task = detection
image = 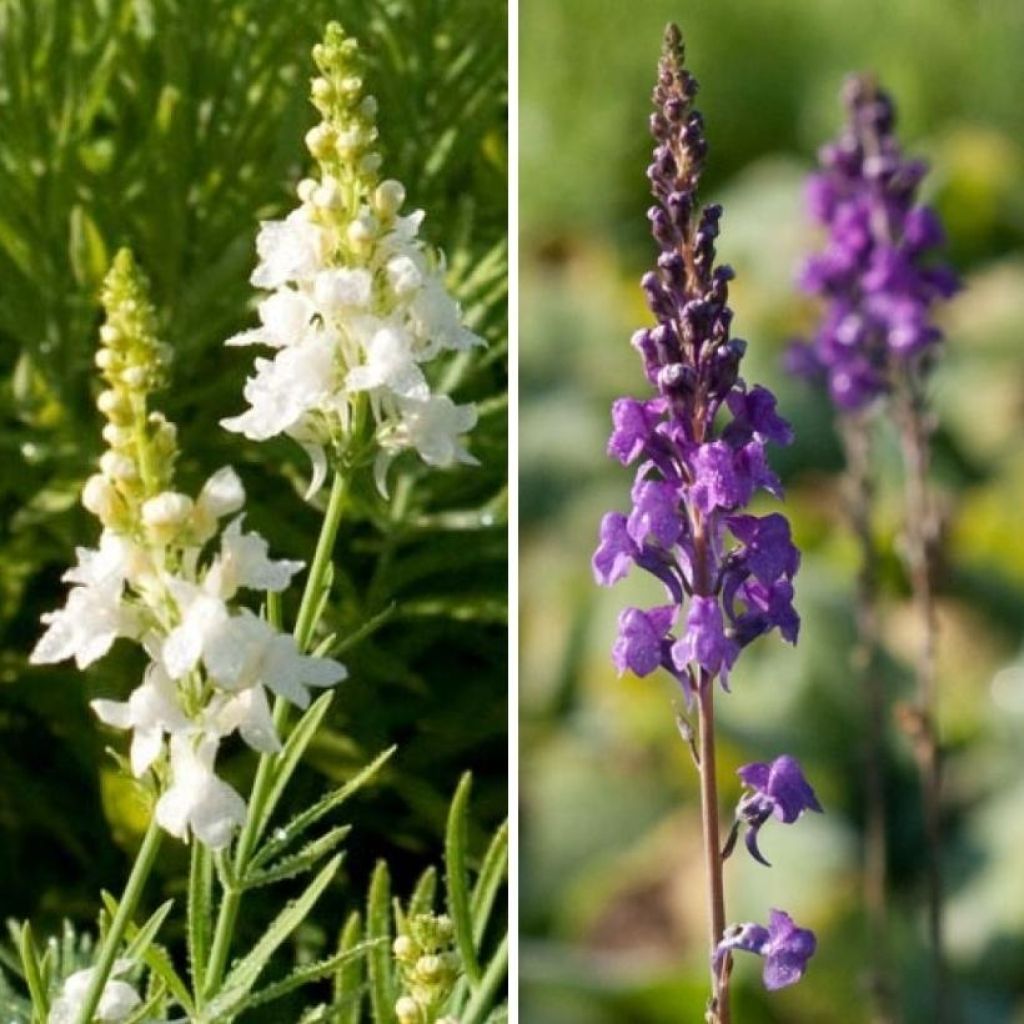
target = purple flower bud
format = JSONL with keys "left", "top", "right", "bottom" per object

{"left": 715, "top": 910, "right": 816, "bottom": 991}
{"left": 735, "top": 755, "right": 822, "bottom": 865}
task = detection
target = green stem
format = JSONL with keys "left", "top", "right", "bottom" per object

{"left": 75, "top": 817, "right": 163, "bottom": 1024}
{"left": 202, "top": 468, "right": 347, "bottom": 998}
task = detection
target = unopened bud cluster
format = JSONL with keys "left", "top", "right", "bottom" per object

{"left": 32, "top": 252, "right": 346, "bottom": 850}
{"left": 222, "top": 22, "right": 482, "bottom": 496}
{"left": 392, "top": 913, "right": 461, "bottom": 1024}
{"left": 84, "top": 250, "right": 177, "bottom": 531}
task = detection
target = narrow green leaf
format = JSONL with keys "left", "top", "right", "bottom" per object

{"left": 254, "top": 692, "right": 334, "bottom": 842}
{"left": 243, "top": 828, "right": 349, "bottom": 890}
{"left": 123, "top": 898, "right": 173, "bottom": 963}
{"left": 68, "top": 204, "right": 108, "bottom": 289}
{"left": 366, "top": 861, "right": 395, "bottom": 1024}
{"left": 445, "top": 773, "right": 480, "bottom": 984}
{"left": 187, "top": 843, "right": 213, "bottom": 992}
{"left": 121, "top": 979, "right": 166, "bottom": 1024}
{"left": 407, "top": 866, "right": 438, "bottom": 919}
{"left": 139, "top": 942, "right": 195, "bottom": 1018}
{"left": 334, "top": 912, "right": 364, "bottom": 1024}
{"left": 208, "top": 854, "right": 342, "bottom": 1017}
{"left": 330, "top": 601, "right": 397, "bottom": 657}
{"left": 17, "top": 923, "right": 48, "bottom": 1018}
{"left": 458, "top": 936, "right": 508, "bottom": 1024}
{"left": 470, "top": 821, "right": 508, "bottom": 946}
{"left": 233, "top": 940, "right": 382, "bottom": 1013}
{"left": 251, "top": 746, "right": 395, "bottom": 870}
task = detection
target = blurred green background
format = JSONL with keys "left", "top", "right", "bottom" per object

{"left": 520, "top": 0, "right": 1024, "bottom": 1021}
{"left": 0, "top": 0, "right": 506, "bottom": 1011}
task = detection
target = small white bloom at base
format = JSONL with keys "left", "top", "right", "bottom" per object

{"left": 48, "top": 961, "right": 141, "bottom": 1024}
{"left": 155, "top": 734, "right": 246, "bottom": 849}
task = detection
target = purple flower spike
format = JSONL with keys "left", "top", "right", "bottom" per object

{"left": 788, "top": 74, "right": 959, "bottom": 408}
{"left": 736, "top": 755, "right": 822, "bottom": 866}
{"left": 715, "top": 910, "right": 816, "bottom": 991}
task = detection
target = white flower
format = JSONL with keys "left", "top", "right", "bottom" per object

{"left": 161, "top": 586, "right": 229, "bottom": 680}
{"left": 204, "top": 516, "right": 304, "bottom": 599}
{"left": 48, "top": 960, "right": 141, "bottom": 1023}
{"left": 313, "top": 268, "right": 373, "bottom": 314}
{"left": 91, "top": 663, "right": 190, "bottom": 776}
{"left": 409, "top": 277, "right": 482, "bottom": 354}
{"left": 251, "top": 210, "right": 325, "bottom": 289}
{"left": 385, "top": 254, "right": 423, "bottom": 298}
{"left": 220, "top": 338, "right": 337, "bottom": 441}
{"left": 206, "top": 686, "right": 281, "bottom": 754}
{"left": 197, "top": 466, "right": 246, "bottom": 519}
{"left": 202, "top": 611, "right": 347, "bottom": 708}
{"left": 62, "top": 532, "right": 133, "bottom": 589}
{"left": 226, "top": 288, "right": 315, "bottom": 349}
{"left": 31, "top": 580, "right": 136, "bottom": 669}
{"left": 392, "top": 395, "right": 479, "bottom": 467}
{"left": 155, "top": 734, "right": 246, "bottom": 848}
{"left": 346, "top": 325, "right": 427, "bottom": 399}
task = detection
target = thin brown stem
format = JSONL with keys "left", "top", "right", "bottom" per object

{"left": 697, "top": 672, "right": 730, "bottom": 1024}
{"left": 895, "top": 373, "right": 947, "bottom": 1023}
{"left": 840, "top": 416, "right": 895, "bottom": 1023}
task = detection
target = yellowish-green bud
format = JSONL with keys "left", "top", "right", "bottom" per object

{"left": 141, "top": 491, "right": 194, "bottom": 542}
{"left": 99, "top": 451, "right": 138, "bottom": 482}
{"left": 393, "top": 935, "right": 417, "bottom": 961}
{"left": 306, "top": 123, "right": 336, "bottom": 160}
{"left": 374, "top": 180, "right": 406, "bottom": 219}
{"left": 97, "top": 388, "right": 131, "bottom": 423}
{"left": 347, "top": 218, "right": 374, "bottom": 248}
{"left": 82, "top": 474, "right": 124, "bottom": 525}
{"left": 394, "top": 997, "right": 421, "bottom": 1024}
{"left": 311, "top": 76, "right": 333, "bottom": 103}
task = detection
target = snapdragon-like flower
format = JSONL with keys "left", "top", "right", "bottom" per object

{"left": 786, "top": 75, "right": 959, "bottom": 409}
{"left": 733, "top": 755, "right": 822, "bottom": 866}
{"left": 48, "top": 960, "right": 141, "bottom": 1023}
{"left": 222, "top": 22, "right": 482, "bottom": 493}
{"left": 714, "top": 910, "right": 816, "bottom": 992}
{"left": 594, "top": 26, "right": 818, "bottom": 1000}
{"left": 31, "top": 252, "right": 346, "bottom": 848}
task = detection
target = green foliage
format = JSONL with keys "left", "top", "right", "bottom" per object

{"left": 0, "top": 1, "right": 507, "bottom": 999}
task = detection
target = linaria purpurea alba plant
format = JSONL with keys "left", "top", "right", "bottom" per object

{"left": 6, "top": 21, "right": 507, "bottom": 1024}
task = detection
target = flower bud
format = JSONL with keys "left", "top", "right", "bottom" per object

{"left": 394, "top": 996, "right": 421, "bottom": 1024}
{"left": 415, "top": 954, "right": 443, "bottom": 981}
{"left": 82, "top": 474, "right": 123, "bottom": 524}
{"left": 102, "top": 423, "right": 131, "bottom": 447}
{"left": 311, "top": 76, "right": 333, "bottom": 103}
{"left": 99, "top": 323, "right": 122, "bottom": 347}
{"left": 100, "top": 451, "right": 138, "bottom": 482}
{"left": 346, "top": 218, "right": 374, "bottom": 248}
{"left": 141, "top": 492, "right": 194, "bottom": 539}
{"left": 392, "top": 935, "right": 417, "bottom": 960}
{"left": 97, "top": 388, "right": 131, "bottom": 423}
{"left": 374, "top": 180, "right": 406, "bottom": 219}
{"left": 297, "top": 178, "right": 318, "bottom": 203}
{"left": 95, "top": 349, "right": 116, "bottom": 370}
{"left": 305, "top": 124, "right": 336, "bottom": 160}
{"left": 360, "top": 95, "right": 378, "bottom": 119}
{"left": 121, "top": 365, "right": 149, "bottom": 390}
{"left": 197, "top": 466, "right": 245, "bottom": 519}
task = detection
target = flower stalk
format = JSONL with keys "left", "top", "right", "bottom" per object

{"left": 594, "top": 24, "right": 819, "bottom": 1016}
{"left": 73, "top": 816, "right": 163, "bottom": 1024}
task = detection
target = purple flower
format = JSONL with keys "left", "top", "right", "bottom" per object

{"left": 736, "top": 755, "right": 823, "bottom": 866}
{"left": 613, "top": 605, "right": 676, "bottom": 677}
{"left": 688, "top": 442, "right": 748, "bottom": 515}
{"left": 726, "top": 514, "right": 800, "bottom": 585}
{"left": 592, "top": 513, "right": 637, "bottom": 586}
{"left": 671, "top": 596, "right": 737, "bottom": 682}
{"left": 789, "top": 74, "right": 959, "bottom": 409}
{"left": 608, "top": 397, "right": 659, "bottom": 465}
{"left": 715, "top": 910, "right": 816, "bottom": 991}
{"left": 724, "top": 386, "right": 794, "bottom": 448}
{"left": 628, "top": 479, "right": 683, "bottom": 548}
